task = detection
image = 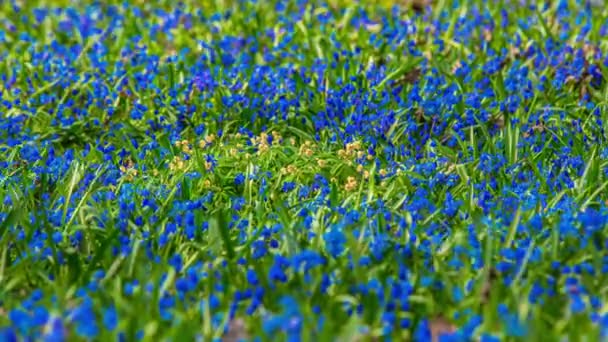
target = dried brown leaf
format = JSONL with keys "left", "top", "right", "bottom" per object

{"left": 523, "top": 123, "right": 546, "bottom": 138}
{"left": 415, "top": 108, "right": 426, "bottom": 123}
{"left": 490, "top": 113, "right": 505, "bottom": 129}
{"left": 565, "top": 75, "right": 578, "bottom": 85}
{"left": 579, "top": 81, "right": 589, "bottom": 101}
{"left": 409, "top": 0, "right": 432, "bottom": 13}
{"left": 483, "top": 28, "right": 493, "bottom": 42}
{"left": 393, "top": 68, "right": 422, "bottom": 88}
{"left": 223, "top": 318, "right": 248, "bottom": 342}
{"left": 430, "top": 316, "right": 456, "bottom": 342}
{"left": 480, "top": 267, "right": 498, "bottom": 305}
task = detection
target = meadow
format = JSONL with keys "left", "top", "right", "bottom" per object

{"left": 0, "top": 0, "right": 608, "bottom": 340}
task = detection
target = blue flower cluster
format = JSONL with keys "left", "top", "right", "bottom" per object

{"left": 0, "top": 0, "right": 607, "bottom": 340}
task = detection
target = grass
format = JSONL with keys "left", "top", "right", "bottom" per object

{"left": 0, "top": 0, "right": 608, "bottom": 341}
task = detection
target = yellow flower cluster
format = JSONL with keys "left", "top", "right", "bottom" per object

{"left": 280, "top": 164, "right": 298, "bottom": 175}
{"left": 119, "top": 159, "right": 138, "bottom": 181}
{"left": 169, "top": 156, "right": 186, "bottom": 171}
{"left": 337, "top": 141, "right": 362, "bottom": 159}
{"left": 344, "top": 176, "right": 358, "bottom": 191}
{"left": 204, "top": 160, "right": 214, "bottom": 171}
{"left": 249, "top": 131, "right": 283, "bottom": 155}
{"left": 356, "top": 164, "right": 370, "bottom": 180}
{"left": 199, "top": 134, "right": 216, "bottom": 149}
{"left": 297, "top": 140, "right": 315, "bottom": 158}
{"left": 337, "top": 141, "right": 374, "bottom": 167}
{"left": 175, "top": 140, "right": 192, "bottom": 154}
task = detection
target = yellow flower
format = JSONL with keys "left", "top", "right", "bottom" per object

{"left": 181, "top": 143, "right": 192, "bottom": 154}
{"left": 258, "top": 143, "right": 270, "bottom": 154}
{"left": 483, "top": 28, "right": 493, "bottom": 42}
{"left": 302, "top": 148, "right": 314, "bottom": 157}
{"left": 258, "top": 132, "right": 268, "bottom": 145}
{"left": 120, "top": 158, "right": 139, "bottom": 181}
{"left": 346, "top": 141, "right": 360, "bottom": 152}
{"left": 205, "top": 134, "right": 216, "bottom": 144}
{"left": 286, "top": 164, "right": 298, "bottom": 174}
{"left": 120, "top": 167, "right": 138, "bottom": 181}
{"left": 272, "top": 131, "right": 282, "bottom": 145}
{"left": 128, "top": 169, "right": 138, "bottom": 180}
{"left": 169, "top": 156, "right": 185, "bottom": 171}
{"left": 452, "top": 60, "right": 462, "bottom": 73}
{"left": 344, "top": 176, "right": 358, "bottom": 191}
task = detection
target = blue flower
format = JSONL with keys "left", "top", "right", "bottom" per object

{"left": 0, "top": 328, "right": 18, "bottom": 342}
{"left": 324, "top": 229, "right": 346, "bottom": 258}
{"left": 103, "top": 306, "right": 118, "bottom": 331}
{"left": 246, "top": 269, "right": 259, "bottom": 286}
{"left": 169, "top": 254, "right": 183, "bottom": 272}
{"left": 32, "top": 306, "right": 49, "bottom": 326}
{"left": 252, "top": 240, "right": 267, "bottom": 259}
{"left": 570, "top": 294, "right": 586, "bottom": 314}
{"left": 414, "top": 319, "right": 431, "bottom": 341}
{"left": 9, "top": 309, "right": 30, "bottom": 334}
{"left": 71, "top": 299, "right": 99, "bottom": 339}
{"left": 480, "top": 334, "right": 501, "bottom": 342}
{"left": 234, "top": 173, "right": 245, "bottom": 186}
{"left": 282, "top": 181, "right": 296, "bottom": 193}
{"left": 269, "top": 265, "right": 288, "bottom": 284}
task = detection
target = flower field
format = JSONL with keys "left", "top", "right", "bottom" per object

{"left": 1, "top": 0, "right": 608, "bottom": 340}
